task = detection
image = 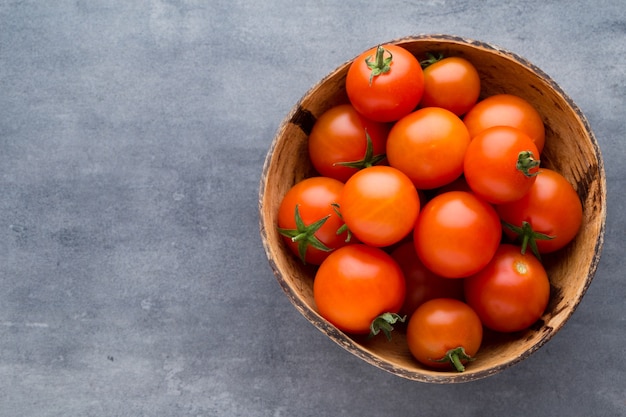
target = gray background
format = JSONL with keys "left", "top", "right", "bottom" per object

{"left": 1, "top": 1, "right": 624, "bottom": 416}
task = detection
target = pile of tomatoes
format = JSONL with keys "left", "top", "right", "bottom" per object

{"left": 276, "top": 44, "right": 583, "bottom": 372}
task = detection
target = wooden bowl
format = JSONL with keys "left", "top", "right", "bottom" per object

{"left": 258, "top": 34, "right": 606, "bottom": 383}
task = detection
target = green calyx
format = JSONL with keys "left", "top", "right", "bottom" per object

{"left": 419, "top": 52, "right": 444, "bottom": 69}
{"left": 277, "top": 204, "right": 332, "bottom": 264}
{"left": 431, "top": 346, "right": 475, "bottom": 372}
{"left": 516, "top": 150, "right": 540, "bottom": 177}
{"left": 503, "top": 220, "right": 555, "bottom": 261}
{"left": 334, "top": 129, "right": 386, "bottom": 171}
{"left": 365, "top": 45, "right": 393, "bottom": 86}
{"left": 331, "top": 203, "right": 353, "bottom": 243}
{"left": 369, "top": 312, "right": 407, "bottom": 341}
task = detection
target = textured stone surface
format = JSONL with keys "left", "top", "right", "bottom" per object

{"left": 0, "top": 1, "right": 624, "bottom": 416}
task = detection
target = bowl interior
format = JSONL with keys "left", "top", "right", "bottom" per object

{"left": 259, "top": 34, "right": 606, "bottom": 383}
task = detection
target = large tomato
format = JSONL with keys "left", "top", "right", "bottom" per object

{"left": 346, "top": 44, "right": 424, "bottom": 122}
{"left": 414, "top": 191, "right": 502, "bottom": 278}
{"left": 463, "top": 126, "right": 540, "bottom": 204}
{"left": 277, "top": 177, "right": 350, "bottom": 265}
{"left": 406, "top": 298, "right": 483, "bottom": 372}
{"left": 313, "top": 244, "right": 406, "bottom": 337}
{"left": 419, "top": 55, "right": 481, "bottom": 116}
{"left": 464, "top": 244, "right": 550, "bottom": 333}
{"left": 386, "top": 107, "right": 470, "bottom": 189}
{"left": 463, "top": 94, "right": 546, "bottom": 153}
{"left": 496, "top": 168, "right": 583, "bottom": 255}
{"left": 339, "top": 165, "right": 420, "bottom": 247}
{"left": 390, "top": 241, "right": 464, "bottom": 317}
{"left": 308, "top": 104, "right": 390, "bottom": 182}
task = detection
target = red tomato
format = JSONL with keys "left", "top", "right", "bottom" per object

{"left": 414, "top": 191, "right": 502, "bottom": 278}
{"left": 464, "top": 244, "right": 550, "bottom": 333}
{"left": 308, "top": 104, "right": 390, "bottom": 182}
{"left": 496, "top": 168, "right": 583, "bottom": 255}
{"left": 406, "top": 298, "right": 483, "bottom": 372}
{"left": 313, "top": 244, "right": 406, "bottom": 336}
{"left": 463, "top": 126, "right": 540, "bottom": 204}
{"left": 463, "top": 94, "right": 546, "bottom": 153}
{"left": 346, "top": 44, "right": 424, "bottom": 122}
{"left": 277, "top": 177, "right": 350, "bottom": 265}
{"left": 386, "top": 107, "right": 470, "bottom": 189}
{"left": 420, "top": 55, "right": 481, "bottom": 116}
{"left": 391, "top": 242, "right": 464, "bottom": 317}
{"left": 339, "top": 165, "right": 420, "bottom": 247}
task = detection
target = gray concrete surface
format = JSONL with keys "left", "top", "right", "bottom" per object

{"left": 0, "top": 1, "right": 624, "bottom": 416}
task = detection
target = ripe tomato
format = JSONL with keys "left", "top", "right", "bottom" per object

{"left": 339, "top": 165, "right": 420, "bottom": 247}
{"left": 313, "top": 244, "right": 406, "bottom": 336}
{"left": 406, "top": 298, "right": 483, "bottom": 372}
{"left": 277, "top": 177, "right": 350, "bottom": 265}
{"left": 391, "top": 242, "right": 464, "bottom": 317}
{"left": 414, "top": 191, "right": 502, "bottom": 278}
{"left": 386, "top": 107, "right": 470, "bottom": 189}
{"left": 464, "top": 244, "right": 550, "bottom": 333}
{"left": 346, "top": 44, "right": 424, "bottom": 122}
{"left": 463, "top": 126, "right": 540, "bottom": 204}
{"left": 463, "top": 94, "right": 546, "bottom": 153}
{"left": 308, "top": 104, "right": 390, "bottom": 182}
{"left": 420, "top": 55, "right": 481, "bottom": 116}
{"left": 496, "top": 168, "right": 583, "bottom": 255}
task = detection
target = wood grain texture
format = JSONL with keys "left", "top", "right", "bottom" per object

{"left": 258, "top": 35, "right": 606, "bottom": 383}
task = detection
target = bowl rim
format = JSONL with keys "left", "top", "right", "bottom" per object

{"left": 258, "top": 33, "right": 607, "bottom": 383}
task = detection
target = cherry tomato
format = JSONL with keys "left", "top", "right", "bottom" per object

{"left": 420, "top": 55, "right": 481, "bottom": 116}
{"left": 346, "top": 44, "right": 424, "bottom": 122}
{"left": 386, "top": 107, "right": 470, "bottom": 189}
{"left": 463, "top": 94, "right": 546, "bottom": 153}
{"left": 414, "top": 191, "right": 502, "bottom": 278}
{"left": 391, "top": 242, "right": 464, "bottom": 317}
{"left": 277, "top": 177, "right": 350, "bottom": 265}
{"left": 339, "top": 165, "right": 420, "bottom": 247}
{"left": 313, "top": 244, "right": 406, "bottom": 336}
{"left": 406, "top": 298, "right": 483, "bottom": 372}
{"left": 308, "top": 104, "right": 390, "bottom": 182}
{"left": 464, "top": 244, "right": 550, "bottom": 333}
{"left": 463, "top": 126, "right": 540, "bottom": 204}
{"left": 496, "top": 168, "right": 583, "bottom": 255}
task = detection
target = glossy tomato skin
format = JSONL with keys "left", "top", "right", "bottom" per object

{"left": 391, "top": 242, "right": 464, "bottom": 317}
{"left": 496, "top": 168, "right": 583, "bottom": 254}
{"left": 313, "top": 244, "right": 406, "bottom": 335}
{"left": 277, "top": 177, "right": 349, "bottom": 265}
{"left": 463, "top": 94, "right": 546, "bottom": 153}
{"left": 346, "top": 44, "right": 424, "bottom": 123}
{"left": 387, "top": 107, "right": 470, "bottom": 189}
{"left": 340, "top": 165, "right": 420, "bottom": 247}
{"left": 420, "top": 57, "right": 481, "bottom": 116}
{"left": 308, "top": 104, "right": 390, "bottom": 182}
{"left": 464, "top": 126, "right": 540, "bottom": 204}
{"left": 406, "top": 298, "right": 483, "bottom": 370}
{"left": 414, "top": 191, "right": 502, "bottom": 278}
{"left": 464, "top": 244, "right": 550, "bottom": 333}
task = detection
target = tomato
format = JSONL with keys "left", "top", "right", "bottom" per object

{"left": 346, "top": 44, "right": 424, "bottom": 122}
{"left": 339, "top": 165, "right": 420, "bottom": 247}
{"left": 386, "top": 107, "right": 470, "bottom": 189}
{"left": 406, "top": 298, "right": 483, "bottom": 372}
{"left": 308, "top": 104, "right": 390, "bottom": 182}
{"left": 313, "top": 244, "right": 406, "bottom": 336}
{"left": 277, "top": 177, "right": 350, "bottom": 265}
{"left": 414, "top": 191, "right": 502, "bottom": 278}
{"left": 419, "top": 55, "right": 481, "bottom": 116}
{"left": 464, "top": 244, "right": 550, "bottom": 333}
{"left": 391, "top": 242, "right": 464, "bottom": 317}
{"left": 496, "top": 168, "right": 583, "bottom": 255}
{"left": 463, "top": 94, "right": 546, "bottom": 153}
{"left": 463, "top": 126, "right": 540, "bottom": 204}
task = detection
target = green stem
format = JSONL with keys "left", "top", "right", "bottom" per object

{"left": 365, "top": 45, "right": 393, "bottom": 85}
{"left": 334, "top": 129, "right": 386, "bottom": 170}
{"left": 277, "top": 204, "right": 332, "bottom": 264}
{"left": 431, "top": 346, "right": 475, "bottom": 372}
{"left": 502, "top": 220, "right": 555, "bottom": 261}
{"left": 516, "top": 150, "right": 540, "bottom": 177}
{"left": 368, "top": 312, "right": 406, "bottom": 341}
